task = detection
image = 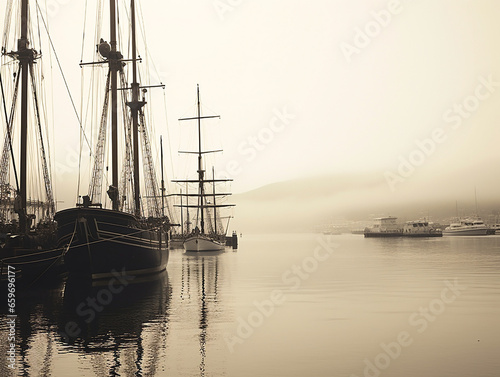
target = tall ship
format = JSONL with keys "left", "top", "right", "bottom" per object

{"left": 54, "top": 0, "right": 170, "bottom": 279}
{"left": 0, "top": 0, "right": 64, "bottom": 283}
{"left": 173, "top": 86, "right": 235, "bottom": 252}
{"left": 443, "top": 217, "right": 491, "bottom": 236}
{"left": 364, "top": 217, "right": 402, "bottom": 238}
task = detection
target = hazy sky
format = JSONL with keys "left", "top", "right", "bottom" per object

{"left": 2, "top": 0, "right": 500, "bottom": 210}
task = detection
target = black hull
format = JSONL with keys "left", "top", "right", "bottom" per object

{"left": 54, "top": 207, "right": 169, "bottom": 279}
{"left": 364, "top": 232, "right": 403, "bottom": 238}
{"left": 0, "top": 247, "right": 65, "bottom": 286}
{"left": 364, "top": 232, "right": 442, "bottom": 238}
{"left": 0, "top": 230, "right": 65, "bottom": 286}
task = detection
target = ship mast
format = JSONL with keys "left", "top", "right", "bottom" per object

{"left": 128, "top": 0, "right": 144, "bottom": 217}
{"left": 160, "top": 136, "right": 165, "bottom": 217}
{"left": 180, "top": 188, "right": 184, "bottom": 234}
{"left": 196, "top": 85, "right": 205, "bottom": 233}
{"left": 185, "top": 183, "right": 190, "bottom": 233}
{"left": 173, "top": 86, "right": 233, "bottom": 235}
{"left": 109, "top": 0, "right": 119, "bottom": 211}
{"left": 18, "top": 0, "right": 30, "bottom": 232}
{"left": 4, "top": 0, "right": 54, "bottom": 230}
{"left": 212, "top": 167, "right": 217, "bottom": 235}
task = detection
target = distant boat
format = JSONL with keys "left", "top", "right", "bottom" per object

{"left": 492, "top": 224, "right": 500, "bottom": 235}
{"left": 350, "top": 229, "right": 365, "bottom": 235}
{"left": 491, "top": 217, "right": 500, "bottom": 235}
{"left": 364, "top": 217, "right": 402, "bottom": 237}
{"left": 402, "top": 220, "right": 442, "bottom": 237}
{"left": 172, "top": 86, "right": 235, "bottom": 252}
{"left": 443, "top": 218, "right": 491, "bottom": 236}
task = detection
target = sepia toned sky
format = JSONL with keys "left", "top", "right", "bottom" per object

{"left": 2, "top": 0, "right": 500, "bottom": 211}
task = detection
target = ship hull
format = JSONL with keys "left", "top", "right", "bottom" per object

{"left": 54, "top": 208, "right": 168, "bottom": 279}
{"left": 184, "top": 234, "right": 225, "bottom": 252}
{"left": 402, "top": 232, "right": 442, "bottom": 238}
{"left": 0, "top": 228, "right": 66, "bottom": 285}
{"left": 0, "top": 246, "right": 65, "bottom": 285}
{"left": 443, "top": 228, "right": 490, "bottom": 236}
{"left": 364, "top": 232, "right": 402, "bottom": 238}
{"left": 364, "top": 231, "right": 443, "bottom": 238}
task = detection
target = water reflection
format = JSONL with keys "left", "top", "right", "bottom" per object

{"left": 1, "top": 248, "right": 234, "bottom": 376}
{"left": 181, "top": 251, "right": 224, "bottom": 377}
{"left": 4, "top": 235, "right": 500, "bottom": 376}
{"left": 59, "top": 272, "right": 171, "bottom": 376}
{"left": 0, "top": 280, "right": 64, "bottom": 377}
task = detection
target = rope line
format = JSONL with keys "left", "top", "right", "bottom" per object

{"left": 27, "top": 220, "right": 77, "bottom": 287}
{"left": 34, "top": 1, "right": 92, "bottom": 153}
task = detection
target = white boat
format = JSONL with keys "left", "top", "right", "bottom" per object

{"left": 184, "top": 233, "right": 225, "bottom": 252}
{"left": 172, "top": 86, "right": 235, "bottom": 252}
{"left": 491, "top": 217, "right": 500, "bottom": 234}
{"left": 403, "top": 220, "right": 442, "bottom": 237}
{"left": 443, "top": 218, "right": 491, "bottom": 236}
{"left": 364, "top": 217, "right": 403, "bottom": 237}
{"left": 493, "top": 224, "right": 500, "bottom": 235}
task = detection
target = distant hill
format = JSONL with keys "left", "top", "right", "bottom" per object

{"left": 231, "top": 167, "right": 500, "bottom": 233}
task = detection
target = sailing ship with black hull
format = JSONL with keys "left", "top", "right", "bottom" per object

{"left": 0, "top": 0, "right": 64, "bottom": 284}
{"left": 173, "top": 86, "right": 234, "bottom": 252}
{"left": 54, "top": 0, "right": 170, "bottom": 279}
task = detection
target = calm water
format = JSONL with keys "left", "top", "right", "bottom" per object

{"left": 1, "top": 233, "right": 500, "bottom": 376}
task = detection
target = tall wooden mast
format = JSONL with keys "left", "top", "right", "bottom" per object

{"left": 7, "top": 0, "right": 54, "bottom": 230}
{"left": 212, "top": 167, "right": 217, "bottom": 235}
{"left": 173, "top": 86, "right": 234, "bottom": 236}
{"left": 18, "top": 0, "right": 30, "bottom": 232}
{"left": 196, "top": 85, "right": 205, "bottom": 233}
{"left": 109, "top": 0, "right": 119, "bottom": 211}
{"left": 128, "top": 0, "right": 143, "bottom": 217}
{"left": 160, "top": 135, "right": 165, "bottom": 217}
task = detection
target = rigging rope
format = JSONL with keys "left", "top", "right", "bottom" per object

{"left": 81, "top": 0, "right": 88, "bottom": 62}
{"left": 37, "top": 1, "right": 58, "bottom": 214}
{"left": 34, "top": 1, "right": 92, "bottom": 153}
{"left": 29, "top": 63, "right": 55, "bottom": 215}
{"left": 35, "top": 0, "right": 42, "bottom": 55}
{"left": 2, "top": 0, "right": 14, "bottom": 51}
{"left": 0, "top": 69, "right": 19, "bottom": 192}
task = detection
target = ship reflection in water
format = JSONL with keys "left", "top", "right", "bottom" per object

{"left": 59, "top": 272, "right": 171, "bottom": 374}
{"left": 181, "top": 251, "right": 226, "bottom": 376}
{"left": 0, "top": 250, "right": 233, "bottom": 377}
{"left": 3, "top": 235, "right": 500, "bottom": 376}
